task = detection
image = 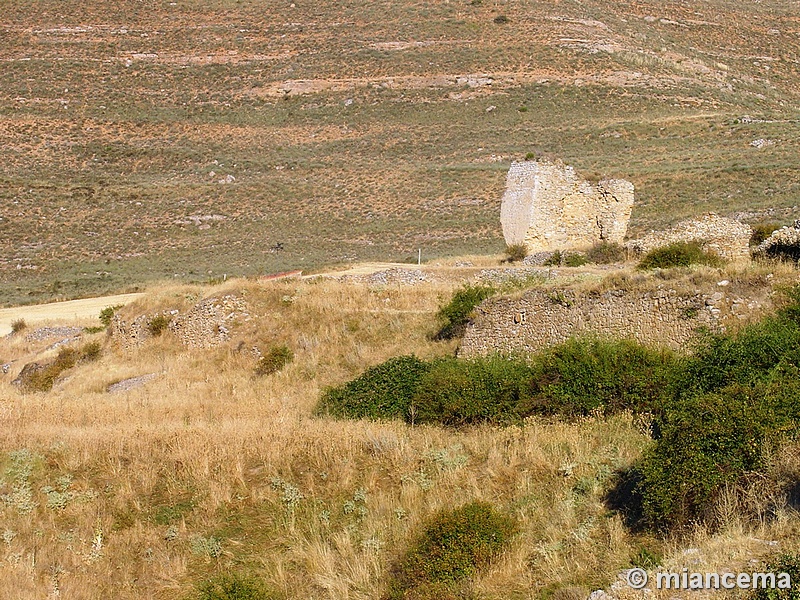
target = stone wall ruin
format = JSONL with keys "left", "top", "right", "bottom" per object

{"left": 626, "top": 213, "right": 751, "bottom": 260}
{"left": 500, "top": 160, "right": 635, "bottom": 253}
{"left": 111, "top": 294, "right": 249, "bottom": 350}
{"left": 459, "top": 286, "right": 765, "bottom": 357}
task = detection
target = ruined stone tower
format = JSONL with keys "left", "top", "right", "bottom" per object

{"left": 500, "top": 160, "right": 635, "bottom": 253}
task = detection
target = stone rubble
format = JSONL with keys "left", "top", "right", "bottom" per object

{"left": 752, "top": 219, "right": 800, "bottom": 261}
{"left": 626, "top": 213, "right": 751, "bottom": 260}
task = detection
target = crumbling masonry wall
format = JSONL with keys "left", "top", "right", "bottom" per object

{"left": 111, "top": 295, "right": 248, "bottom": 350}
{"left": 500, "top": 160, "right": 635, "bottom": 253}
{"left": 459, "top": 287, "right": 764, "bottom": 357}
{"left": 626, "top": 213, "right": 751, "bottom": 260}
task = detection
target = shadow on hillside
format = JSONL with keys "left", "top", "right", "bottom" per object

{"left": 604, "top": 466, "right": 646, "bottom": 532}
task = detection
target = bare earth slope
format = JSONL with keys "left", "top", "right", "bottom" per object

{"left": 2, "top": 0, "right": 800, "bottom": 304}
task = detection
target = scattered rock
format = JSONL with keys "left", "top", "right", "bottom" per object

{"left": 750, "top": 138, "right": 776, "bottom": 149}
{"left": 107, "top": 373, "right": 160, "bottom": 393}
{"left": 24, "top": 326, "right": 83, "bottom": 342}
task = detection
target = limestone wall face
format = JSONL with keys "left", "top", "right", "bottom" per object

{"left": 500, "top": 161, "right": 635, "bottom": 253}
{"left": 459, "top": 287, "right": 763, "bottom": 357}
{"left": 626, "top": 213, "right": 751, "bottom": 260}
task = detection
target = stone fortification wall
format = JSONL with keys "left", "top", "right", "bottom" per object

{"left": 111, "top": 295, "right": 248, "bottom": 350}
{"left": 626, "top": 213, "right": 751, "bottom": 260}
{"left": 459, "top": 286, "right": 763, "bottom": 357}
{"left": 753, "top": 220, "right": 800, "bottom": 261}
{"left": 500, "top": 160, "right": 634, "bottom": 253}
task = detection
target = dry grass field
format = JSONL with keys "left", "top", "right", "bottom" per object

{"left": 1, "top": 261, "right": 799, "bottom": 599}
{"left": 2, "top": 0, "right": 800, "bottom": 304}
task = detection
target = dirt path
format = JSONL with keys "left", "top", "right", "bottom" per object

{"left": 0, "top": 293, "right": 145, "bottom": 336}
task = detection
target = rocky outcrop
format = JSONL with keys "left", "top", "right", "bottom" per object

{"left": 459, "top": 286, "right": 764, "bottom": 357}
{"left": 500, "top": 160, "right": 634, "bottom": 253}
{"left": 626, "top": 213, "right": 751, "bottom": 260}
{"left": 753, "top": 220, "right": 800, "bottom": 262}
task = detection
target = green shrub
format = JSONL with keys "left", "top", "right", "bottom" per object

{"left": 638, "top": 377, "right": 800, "bottom": 532}
{"left": 387, "top": 501, "right": 516, "bottom": 599}
{"left": 750, "top": 554, "right": 800, "bottom": 600}
{"left": 147, "top": 314, "right": 172, "bottom": 337}
{"left": 194, "top": 573, "right": 278, "bottom": 600}
{"left": 633, "top": 289, "right": 800, "bottom": 531}
{"left": 637, "top": 241, "right": 723, "bottom": 270}
{"left": 411, "top": 356, "right": 533, "bottom": 426}
{"left": 493, "top": 15, "right": 509, "bottom": 24}
{"left": 10, "top": 319, "right": 26, "bottom": 334}
{"left": 434, "top": 284, "right": 495, "bottom": 340}
{"left": 316, "top": 355, "right": 432, "bottom": 421}
{"left": 522, "top": 338, "right": 676, "bottom": 418}
{"left": 750, "top": 222, "right": 782, "bottom": 247}
{"left": 543, "top": 250, "right": 562, "bottom": 266}
{"left": 564, "top": 253, "right": 588, "bottom": 267}
{"left": 99, "top": 304, "right": 123, "bottom": 327}
{"left": 80, "top": 341, "right": 102, "bottom": 362}
{"left": 254, "top": 345, "right": 293, "bottom": 376}
{"left": 586, "top": 241, "right": 625, "bottom": 264}
{"left": 503, "top": 243, "right": 528, "bottom": 263}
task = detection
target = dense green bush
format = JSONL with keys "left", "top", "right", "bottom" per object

{"left": 634, "top": 290, "right": 800, "bottom": 531}
{"left": 638, "top": 380, "right": 800, "bottom": 531}
{"left": 411, "top": 356, "right": 533, "bottom": 426}
{"left": 254, "top": 345, "right": 294, "bottom": 376}
{"left": 523, "top": 338, "right": 675, "bottom": 417}
{"left": 194, "top": 573, "right": 278, "bottom": 600}
{"left": 147, "top": 314, "right": 172, "bottom": 337}
{"left": 750, "top": 554, "right": 800, "bottom": 600}
{"left": 99, "top": 304, "right": 123, "bottom": 327}
{"left": 434, "top": 284, "right": 495, "bottom": 340}
{"left": 386, "top": 501, "right": 516, "bottom": 599}
{"left": 586, "top": 241, "right": 625, "bottom": 264}
{"left": 564, "top": 253, "right": 588, "bottom": 267}
{"left": 316, "top": 355, "right": 432, "bottom": 421}
{"left": 543, "top": 251, "right": 563, "bottom": 266}
{"left": 637, "top": 241, "right": 723, "bottom": 270}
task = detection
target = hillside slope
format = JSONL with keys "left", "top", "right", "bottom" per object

{"left": 2, "top": 0, "right": 800, "bottom": 303}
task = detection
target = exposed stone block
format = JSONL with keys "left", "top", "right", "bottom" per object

{"left": 500, "top": 160, "right": 634, "bottom": 253}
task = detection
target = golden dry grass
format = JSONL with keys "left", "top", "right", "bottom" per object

{"left": 1, "top": 269, "right": 799, "bottom": 599}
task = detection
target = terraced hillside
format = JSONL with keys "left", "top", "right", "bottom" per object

{"left": 2, "top": 0, "right": 800, "bottom": 304}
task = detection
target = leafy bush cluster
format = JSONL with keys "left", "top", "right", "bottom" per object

{"left": 637, "top": 241, "right": 723, "bottom": 270}
{"left": 632, "top": 298, "right": 800, "bottom": 531}
{"left": 192, "top": 573, "right": 279, "bottom": 600}
{"left": 750, "top": 222, "right": 782, "bottom": 247}
{"left": 586, "top": 241, "right": 626, "bottom": 264}
{"left": 750, "top": 554, "right": 800, "bottom": 600}
{"left": 386, "top": 501, "right": 516, "bottom": 599}
{"left": 317, "top": 339, "right": 675, "bottom": 426}
{"left": 434, "top": 284, "right": 496, "bottom": 340}
{"left": 503, "top": 243, "right": 528, "bottom": 263}
{"left": 147, "top": 314, "right": 172, "bottom": 337}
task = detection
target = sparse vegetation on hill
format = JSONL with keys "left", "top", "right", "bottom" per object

{"left": 3, "top": 0, "right": 800, "bottom": 304}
